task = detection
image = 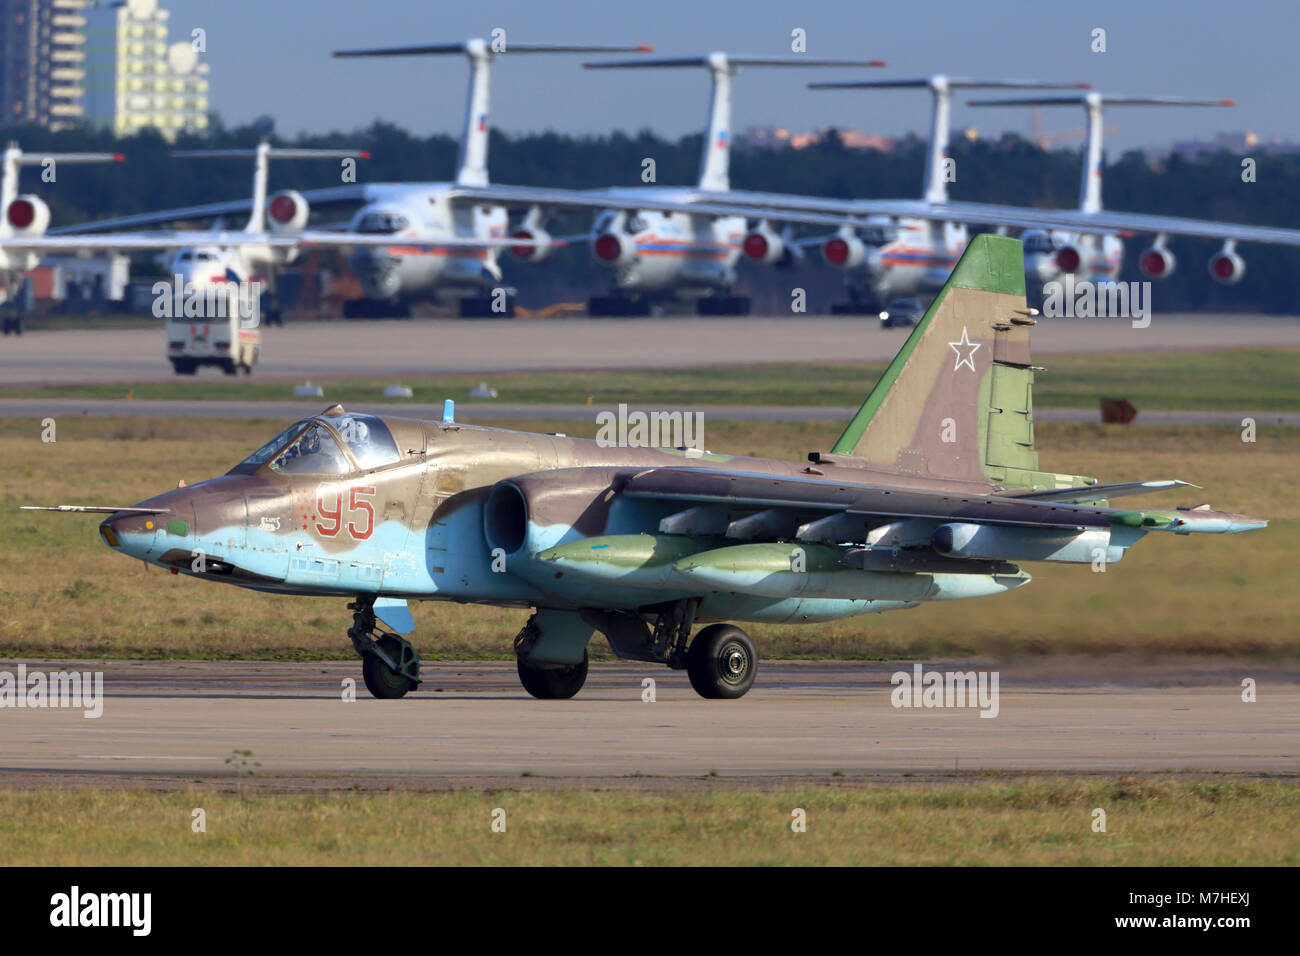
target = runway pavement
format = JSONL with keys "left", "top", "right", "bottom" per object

{"left": 2, "top": 313, "right": 1297, "bottom": 386}
{"left": 2, "top": 659, "right": 1295, "bottom": 788}
{"left": 2, "top": 397, "right": 1296, "bottom": 425}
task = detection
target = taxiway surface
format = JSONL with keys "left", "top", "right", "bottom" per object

{"left": 2, "top": 313, "right": 1296, "bottom": 386}
{"left": 2, "top": 659, "right": 1295, "bottom": 788}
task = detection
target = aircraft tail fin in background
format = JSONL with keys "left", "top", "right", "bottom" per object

{"left": 808, "top": 78, "right": 1086, "bottom": 204}
{"left": 2, "top": 145, "right": 124, "bottom": 225}
{"left": 173, "top": 142, "right": 369, "bottom": 232}
{"left": 967, "top": 93, "right": 1233, "bottom": 213}
{"left": 336, "top": 41, "right": 653, "bottom": 189}
{"left": 830, "top": 234, "right": 1093, "bottom": 491}
{"left": 586, "top": 54, "right": 885, "bottom": 193}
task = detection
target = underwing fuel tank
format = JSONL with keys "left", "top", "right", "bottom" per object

{"left": 931, "top": 522, "right": 1122, "bottom": 564}
{"left": 672, "top": 542, "right": 1029, "bottom": 602}
{"left": 536, "top": 534, "right": 727, "bottom": 589}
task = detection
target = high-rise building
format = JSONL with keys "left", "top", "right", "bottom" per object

{"left": 0, "top": 0, "right": 91, "bottom": 130}
{"left": 83, "top": 0, "right": 208, "bottom": 140}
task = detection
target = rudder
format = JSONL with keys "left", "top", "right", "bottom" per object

{"left": 830, "top": 234, "right": 1091, "bottom": 491}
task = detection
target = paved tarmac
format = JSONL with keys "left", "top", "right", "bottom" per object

{"left": 1, "top": 313, "right": 1296, "bottom": 386}
{"left": 1, "top": 659, "right": 1295, "bottom": 789}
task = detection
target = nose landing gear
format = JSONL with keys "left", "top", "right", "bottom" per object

{"left": 348, "top": 598, "right": 422, "bottom": 699}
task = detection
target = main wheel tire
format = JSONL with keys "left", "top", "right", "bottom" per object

{"left": 686, "top": 624, "right": 757, "bottom": 699}
{"left": 517, "top": 650, "right": 588, "bottom": 700}
{"left": 362, "top": 635, "right": 417, "bottom": 699}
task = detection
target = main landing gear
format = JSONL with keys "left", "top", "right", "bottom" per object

{"left": 515, "top": 601, "right": 760, "bottom": 701}
{"left": 348, "top": 597, "right": 422, "bottom": 699}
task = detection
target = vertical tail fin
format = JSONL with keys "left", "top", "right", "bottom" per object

{"left": 2, "top": 144, "right": 124, "bottom": 224}
{"left": 585, "top": 54, "right": 885, "bottom": 193}
{"left": 831, "top": 234, "right": 1090, "bottom": 490}
{"left": 172, "top": 141, "right": 368, "bottom": 232}
{"left": 335, "top": 41, "right": 653, "bottom": 188}
{"left": 808, "top": 78, "right": 1087, "bottom": 203}
{"left": 967, "top": 93, "right": 1233, "bottom": 213}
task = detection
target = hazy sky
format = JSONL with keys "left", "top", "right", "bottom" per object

{"left": 163, "top": 0, "right": 1299, "bottom": 151}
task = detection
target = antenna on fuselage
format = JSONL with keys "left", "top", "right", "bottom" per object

{"left": 808, "top": 77, "right": 1088, "bottom": 204}
{"left": 334, "top": 40, "right": 654, "bottom": 188}
{"left": 966, "top": 92, "right": 1234, "bottom": 213}
{"left": 585, "top": 53, "right": 886, "bottom": 193}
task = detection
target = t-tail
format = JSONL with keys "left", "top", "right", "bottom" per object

{"left": 807, "top": 77, "right": 1087, "bottom": 204}
{"left": 172, "top": 141, "right": 370, "bottom": 232}
{"left": 334, "top": 41, "right": 655, "bottom": 188}
{"left": 2, "top": 144, "right": 124, "bottom": 234}
{"left": 584, "top": 53, "right": 886, "bottom": 193}
{"left": 967, "top": 93, "right": 1233, "bottom": 213}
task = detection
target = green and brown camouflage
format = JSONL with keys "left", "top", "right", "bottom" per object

{"left": 26, "top": 235, "right": 1267, "bottom": 699}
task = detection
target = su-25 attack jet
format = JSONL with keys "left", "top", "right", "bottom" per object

{"left": 26, "top": 236, "right": 1265, "bottom": 700}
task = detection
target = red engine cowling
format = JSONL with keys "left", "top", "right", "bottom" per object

{"left": 591, "top": 232, "right": 635, "bottom": 267}
{"left": 1208, "top": 248, "right": 1245, "bottom": 284}
{"left": 743, "top": 226, "right": 786, "bottom": 265}
{"left": 5, "top": 195, "right": 51, "bottom": 237}
{"left": 508, "top": 226, "right": 555, "bottom": 264}
{"left": 1138, "top": 245, "right": 1177, "bottom": 279}
{"left": 822, "top": 234, "right": 865, "bottom": 270}
{"left": 267, "top": 190, "right": 309, "bottom": 232}
{"left": 1054, "top": 244, "right": 1082, "bottom": 274}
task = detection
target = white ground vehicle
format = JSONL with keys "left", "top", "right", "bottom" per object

{"left": 166, "top": 297, "right": 261, "bottom": 375}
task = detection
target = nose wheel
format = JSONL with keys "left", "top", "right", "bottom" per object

{"left": 686, "top": 624, "right": 757, "bottom": 699}
{"left": 348, "top": 599, "right": 421, "bottom": 699}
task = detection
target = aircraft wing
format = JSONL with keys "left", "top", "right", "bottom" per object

{"left": 47, "top": 185, "right": 377, "bottom": 235}
{"left": 446, "top": 184, "right": 865, "bottom": 229}
{"left": 923, "top": 200, "right": 1300, "bottom": 247}
{"left": 679, "top": 189, "right": 1300, "bottom": 246}
{"left": 1, "top": 229, "right": 552, "bottom": 253}
{"left": 617, "top": 466, "right": 1262, "bottom": 534}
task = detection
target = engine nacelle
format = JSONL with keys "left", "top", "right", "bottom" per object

{"left": 742, "top": 225, "right": 790, "bottom": 266}
{"left": 1138, "top": 244, "right": 1177, "bottom": 279}
{"left": 1054, "top": 244, "right": 1082, "bottom": 274}
{"left": 822, "top": 233, "right": 866, "bottom": 270}
{"left": 508, "top": 226, "right": 555, "bottom": 264}
{"left": 267, "top": 190, "right": 309, "bottom": 232}
{"left": 591, "top": 232, "right": 636, "bottom": 267}
{"left": 1208, "top": 247, "right": 1246, "bottom": 284}
{"left": 5, "top": 195, "right": 51, "bottom": 237}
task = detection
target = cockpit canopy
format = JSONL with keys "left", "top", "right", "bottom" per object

{"left": 1021, "top": 230, "right": 1056, "bottom": 255}
{"left": 230, "top": 411, "right": 402, "bottom": 476}
{"left": 355, "top": 210, "right": 411, "bottom": 235}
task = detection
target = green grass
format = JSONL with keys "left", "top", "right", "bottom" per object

{"left": 1, "top": 416, "right": 1295, "bottom": 661}
{"left": 4, "top": 348, "right": 1299, "bottom": 411}
{"left": 1, "top": 778, "right": 1296, "bottom": 865}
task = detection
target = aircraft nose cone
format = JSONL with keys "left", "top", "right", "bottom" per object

{"left": 349, "top": 248, "right": 402, "bottom": 299}
{"left": 99, "top": 509, "right": 166, "bottom": 559}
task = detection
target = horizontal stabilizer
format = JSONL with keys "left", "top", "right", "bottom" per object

{"left": 968, "top": 94, "right": 1233, "bottom": 108}
{"left": 335, "top": 42, "right": 653, "bottom": 58}
{"left": 585, "top": 55, "right": 885, "bottom": 69}
{"left": 810, "top": 77, "right": 1086, "bottom": 90}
